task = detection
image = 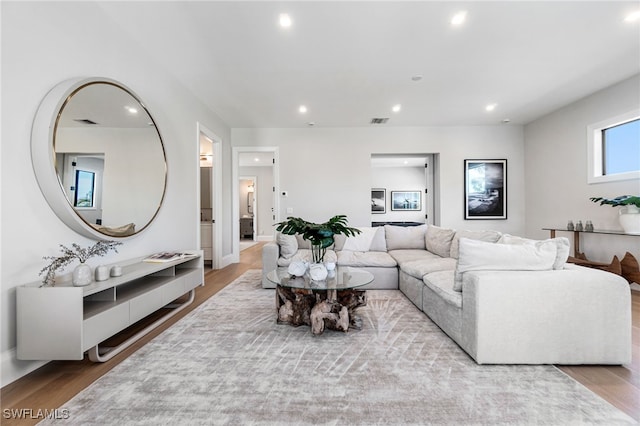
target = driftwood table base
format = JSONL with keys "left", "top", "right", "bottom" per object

{"left": 276, "top": 285, "right": 367, "bottom": 335}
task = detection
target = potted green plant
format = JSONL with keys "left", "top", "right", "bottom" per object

{"left": 275, "top": 215, "right": 361, "bottom": 263}
{"left": 39, "top": 241, "right": 122, "bottom": 286}
{"left": 590, "top": 195, "right": 640, "bottom": 234}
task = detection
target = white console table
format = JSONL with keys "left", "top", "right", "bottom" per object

{"left": 17, "top": 252, "right": 204, "bottom": 362}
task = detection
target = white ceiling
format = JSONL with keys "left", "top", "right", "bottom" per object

{"left": 99, "top": 1, "right": 640, "bottom": 128}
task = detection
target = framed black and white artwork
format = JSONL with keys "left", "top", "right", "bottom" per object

{"left": 391, "top": 191, "right": 421, "bottom": 211}
{"left": 464, "top": 159, "right": 507, "bottom": 220}
{"left": 371, "top": 189, "right": 386, "bottom": 214}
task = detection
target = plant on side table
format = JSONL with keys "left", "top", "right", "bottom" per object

{"left": 590, "top": 195, "right": 640, "bottom": 234}
{"left": 39, "top": 240, "right": 122, "bottom": 287}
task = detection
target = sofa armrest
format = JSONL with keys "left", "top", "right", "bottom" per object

{"left": 262, "top": 242, "right": 280, "bottom": 288}
{"left": 460, "top": 266, "right": 631, "bottom": 364}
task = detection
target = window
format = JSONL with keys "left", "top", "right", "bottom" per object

{"left": 588, "top": 110, "right": 640, "bottom": 184}
{"left": 74, "top": 170, "right": 95, "bottom": 208}
{"left": 602, "top": 119, "right": 640, "bottom": 175}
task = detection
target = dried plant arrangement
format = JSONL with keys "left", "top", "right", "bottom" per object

{"left": 39, "top": 241, "right": 122, "bottom": 286}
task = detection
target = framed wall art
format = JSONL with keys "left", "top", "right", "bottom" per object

{"left": 464, "top": 159, "right": 507, "bottom": 220}
{"left": 371, "top": 188, "right": 386, "bottom": 214}
{"left": 391, "top": 191, "right": 421, "bottom": 211}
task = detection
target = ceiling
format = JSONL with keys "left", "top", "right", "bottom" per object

{"left": 99, "top": 1, "right": 640, "bottom": 128}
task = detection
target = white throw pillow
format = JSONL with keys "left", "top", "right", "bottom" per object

{"left": 449, "top": 229, "right": 502, "bottom": 259}
{"left": 343, "top": 227, "right": 378, "bottom": 251}
{"left": 498, "top": 234, "right": 570, "bottom": 270}
{"left": 453, "top": 238, "right": 557, "bottom": 291}
{"left": 425, "top": 225, "right": 456, "bottom": 258}
{"left": 384, "top": 224, "right": 427, "bottom": 251}
{"left": 277, "top": 233, "right": 298, "bottom": 259}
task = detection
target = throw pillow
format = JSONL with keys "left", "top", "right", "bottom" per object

{"left": 425, "top": 225, "right": 456, "bottom": 258}
{"left": 369, "top": 226, "right": 388, "bottom": 252}
{"left": 277, "top": 233, "right": 298, "bottom": 259}
{"left": 498, "top": 234, "right": 570, "bottom": 270}
{"left": 384, "top": 224, "right": 427, "bottom": 251}
{"left": 343, "top": 227, "right": 378, "bottom": 251}
{"left": 453, "top": 238, "right": 557, "bottom": 291}
{"left": 449, "top": 229, "right": 502, "bottom": 259}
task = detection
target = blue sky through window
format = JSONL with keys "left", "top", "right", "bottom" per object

{"left": 603, "top": 119, "right": 640, "bottom": 175}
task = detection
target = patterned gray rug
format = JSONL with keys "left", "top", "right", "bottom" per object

{"left": 42, "top": 269, "right": 635, "bottom": 425}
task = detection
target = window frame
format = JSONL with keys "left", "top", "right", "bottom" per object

{"left": 587, "top": 109, "right": 640, "bottom": 184}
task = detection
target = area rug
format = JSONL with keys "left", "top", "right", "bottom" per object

{"left": 41, "top": 270, "right": 635, "bottom": 425}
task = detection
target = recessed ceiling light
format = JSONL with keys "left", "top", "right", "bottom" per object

{"left": 485, "top": 103, "right": 497, "bottom": 112}
{"left": 254, "top": 157, "right": 260, "bottom": 162}
{"left": 624, "top": 10, "right": 640, "bottom": 22}
{"left": 125, "top": 106, "right": 138, "bottom": 114}
{"left": 298, "top": 105, "right": 307, "bottom": 114}
{"left": 451, "top": 11, "right": 467, "bottom": 26}
{"left": 279, "top": 13, "right": 292, "bottom": 28}
{"left": 392, "top": 104, "right": 402, "bottom": 113}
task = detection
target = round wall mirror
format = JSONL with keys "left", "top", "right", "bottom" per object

{"left": 31, "top": 77, "right": 167, "bottom": 239}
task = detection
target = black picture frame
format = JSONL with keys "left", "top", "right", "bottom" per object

{"left": 464, "top": 159, "right": 507, "bottom": 220}
{"left": 371, "top": 188, "right": 386, "bottom": 214}
{"left": 391, "top": 191, "right": 421, "bottom": 211}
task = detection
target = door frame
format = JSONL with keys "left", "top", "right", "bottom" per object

{"left": 232, "top": 146, "right": 279, "bottom": 262}
{"left": 197, "top": 122, "right": 222, "bottom": 269}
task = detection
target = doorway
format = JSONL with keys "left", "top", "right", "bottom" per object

{"left": 232, "top": 147, "right": 279, "bottom": 262}
{"left": 197, "top": 123, "right": 222, "bottom": 269}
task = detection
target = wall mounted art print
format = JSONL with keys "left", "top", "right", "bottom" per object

{"left": 464, "top": 159, "right": 507, "bottom": 220}
{"left": 371, "top": 189, "right": 386, "bottom": 214}
{"left": 391, "top": 191, "right": 421, "bottom": 211}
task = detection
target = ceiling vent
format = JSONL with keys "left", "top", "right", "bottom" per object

{"left": 74, "top": 118, "right": 98, "bottom": 125}
{"left": 370, "top": 117, "right": 389, "bottom": 124}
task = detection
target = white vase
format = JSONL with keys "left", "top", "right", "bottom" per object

{"left": 72, "top": 263, "right": 92, "bottom": 286}
{"left": 309, "top": 263, "right": 328, "bottom": 281}
{"left": 619, "top": 205, "right": 640, "bottom": 234}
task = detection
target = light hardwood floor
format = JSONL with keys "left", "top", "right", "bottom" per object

{"left": 2, "top": 243, "right": 638, "bottom": 424}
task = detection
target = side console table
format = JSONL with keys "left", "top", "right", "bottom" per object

{"left": 543, "top": 228, "right": 639, "bottom": 284}
{"left": 17, "top": 252, "right": 204, "bottom": 362}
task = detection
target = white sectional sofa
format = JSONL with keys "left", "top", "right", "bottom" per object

{"left": 262, "top": 224, "right": 632, "bottom": 365}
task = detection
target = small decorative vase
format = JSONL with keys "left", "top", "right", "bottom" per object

{"left": 567, "top": 220, "right": 574, "bottom": 231}
{"left": 287, "top": 261, "right": 308, "bottom": 277}
{"left": 309, "top": 263, "right": 328, "bottom": 281}
{"left": 95, "top": 265, "right": 109, "bottom": 281}
{"left": 72, "top": 263, "right": 92, "bottom": 286}
{"left": 575, "top": 220, "right": 583, "bottom": 231}
{"left": 619, "top": 205, "right": 640, "bottom": 234}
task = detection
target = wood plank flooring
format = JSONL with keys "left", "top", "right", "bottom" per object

{"left": 2, "top": 243, "right": 638, "bottom": 424}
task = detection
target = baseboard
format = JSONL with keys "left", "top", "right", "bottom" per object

{"left": 219, "top": 254, "right": 236, "bottom": 269}
{"left": 1, "top": 348, "right": 47, "bottom": 388}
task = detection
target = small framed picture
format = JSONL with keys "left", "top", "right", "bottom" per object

{"left": 391, "top": 191, "right": 421, "bottom": 211}
{"left": 371, "top": 189, "right": 386, "bottom": 214}
{"left": 464, "top": 159, "right": 507, "bottom": 220}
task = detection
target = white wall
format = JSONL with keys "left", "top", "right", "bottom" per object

{"left": 524, "top": 74, "right": 640, "bottom": 262}
{"left": 1, "top": 2, "right": 231, "bottom": 386}
{"left": 232, "top": 126, "right": 525, "bottom": 232}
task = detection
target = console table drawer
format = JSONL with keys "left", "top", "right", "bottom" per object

{"left": 130, "top": 285, "right": 165, "bottom": 323}
{"left": 83, "top": 303, "right": 129, "bottom": 350}
{"left": 183, "top": 269, "right": 203, "bottom": 291}
{"left": 163, "top": 278, "right": 185, "bottom": 304}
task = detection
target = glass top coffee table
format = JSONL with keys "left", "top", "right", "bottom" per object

{"left": 267, "top": 266, "right": 374, "bottom": 335}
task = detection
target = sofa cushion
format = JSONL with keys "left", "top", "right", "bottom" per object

{"left": 423, "top": 270, "right": 461, "bottom": 308}
{"left": 453, "top": 238, "right": 557, "bottom": 291}
{"left": 425, "top": 225, "right": 456, "bottom": 258}
{"left": 276, "top": 249, "right": 337, "bottom": 267}
{"left": 341, "top": 226, "right": 386, "bottom": 252}
{"left": 450, "top": 229, "right": 502, "bottom": 259}
{"left": 498, "top": 234, "right": 570, "bottom": 270}
{"left": 277, "top": 233, "right": 298, "bottom": 259}
{"left": 401, "top": 257, "right": 457, "bottom": 279}
{"left": 384, "top": 224, "right": 427, "bottom": 250}
{"left": 336, "top": 250, "right": 397, "bottom": 268}
{"left": 388, "top": 249, "right": 439, "bottom": 267}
